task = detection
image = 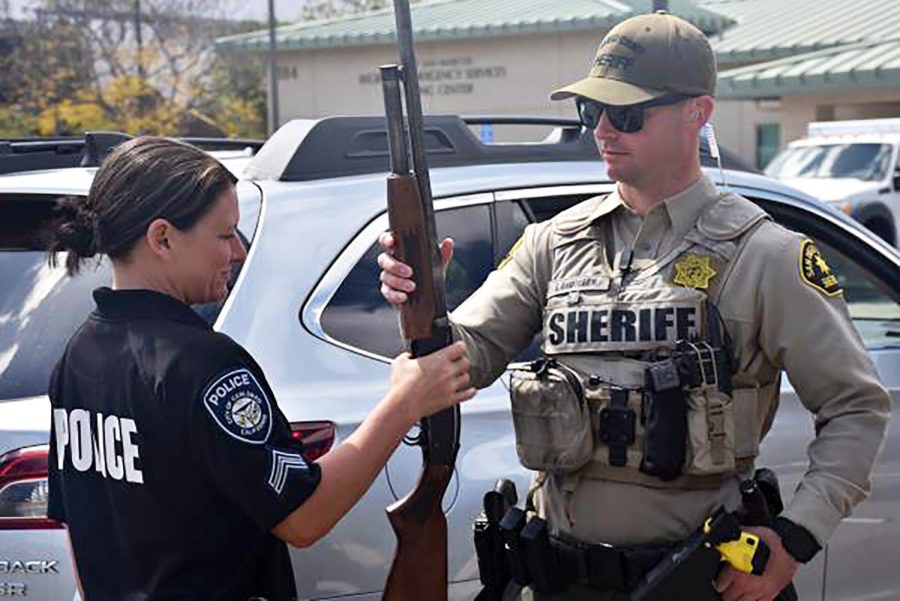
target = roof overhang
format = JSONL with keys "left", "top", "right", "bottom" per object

{"left": 717, "top": 37, "right": 900, "bottom": 99}
{"left": 216, "top": 0, "right": 734, "bottom": 54}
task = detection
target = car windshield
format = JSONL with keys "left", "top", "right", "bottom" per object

{"left": 765, "top": 143, "right": 892, "bottom": 181}
{"left": 0, "top": 182, "right": 262, "bottom": 402}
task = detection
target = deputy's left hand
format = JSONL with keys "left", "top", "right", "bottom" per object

{"left": 715, "top": 526, "right": 799, "bottom": 601}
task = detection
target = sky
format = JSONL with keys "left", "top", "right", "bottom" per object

{"left": 6, "top": 0, "right": 309, "bottom": 22}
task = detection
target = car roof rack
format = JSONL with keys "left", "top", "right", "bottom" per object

{"left": 0, "top": 132, "right": 131, "bottom": 175}
{"left": 245, "top": 115, "right": 756, "bottom": 182}
{"left": 0, "top": 133, "right": 264, "bottom": 176}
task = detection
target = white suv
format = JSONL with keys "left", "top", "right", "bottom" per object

{"left": 2, "top": 119, "right": 899, "bottom": 601}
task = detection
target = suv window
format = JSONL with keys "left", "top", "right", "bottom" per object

{"left": 765, "top": 143, "right": 893, "bottom": 182}
{"left": 320, "top": 204, "right": 493, "bottom": 358}
{"left": 0, "top": 181, "right": 262, "bottom": 402}
{"left": 814, "top": 239, "right": 900, "bottom": 350}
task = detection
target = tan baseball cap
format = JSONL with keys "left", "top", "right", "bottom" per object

{"left": 550, "top": 12, "right": 716, "bottom": 106}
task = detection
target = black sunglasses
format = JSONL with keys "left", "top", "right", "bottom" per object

{"left": 576, "top": 94, "right": 691, "bottom": 133}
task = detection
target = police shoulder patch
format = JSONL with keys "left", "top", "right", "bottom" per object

{"left": 203, "top": 367, "right": 272, "bottom": 445}
{"left": 799, "top": 239, "right": 842, "bottom": 297}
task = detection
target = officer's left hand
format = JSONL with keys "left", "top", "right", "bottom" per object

{"left": 715, "top": 526, "right": 799, "bottom": 601}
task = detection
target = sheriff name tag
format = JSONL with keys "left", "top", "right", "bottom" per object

{"left": 548, "top": 276, "right": 612, "bottom": 296}
{"left": 543, "top": 299, "right": 702, "bottom": 353}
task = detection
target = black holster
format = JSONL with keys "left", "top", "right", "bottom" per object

{"left": 641, "top": 359, "right": 688, "bottom": 480}
{"left": 474, "top": 480, "right": 518, "bottom": 601}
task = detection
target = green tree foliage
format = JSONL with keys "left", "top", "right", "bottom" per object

{"left": 0, "top": 0, "right": 266, "bottom": 138}
{"left": 302, "top": 0, "right": 390, "bottom": 20}
{"left": 301, "top": 0, "right": 423, "bottom": 21}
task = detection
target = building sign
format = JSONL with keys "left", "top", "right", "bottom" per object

{"left": 278, "top": 65, "right": 299, "bottom": 80}
{"left": 358, "top": 56, "right": 507, "bottom": 96}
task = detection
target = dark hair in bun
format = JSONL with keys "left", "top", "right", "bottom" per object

{"left": 46, "top": 136, "right": 237, "bottom": 276}
{"left": 47, "top": 195, "right": 98, "bottom": 274}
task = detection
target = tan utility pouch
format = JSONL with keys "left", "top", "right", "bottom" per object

{"left": 685, "top": 386, "right": 735, "bottom": 474}
{"left": 509, "top": 359, "right": 593, "bottom": 474}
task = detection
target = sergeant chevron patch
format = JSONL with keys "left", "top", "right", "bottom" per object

{"left": 799, "top": 239, "right": 842, "bottom": 297}
{"left": 268, "top": 450, "right": 309, "bottom": 495}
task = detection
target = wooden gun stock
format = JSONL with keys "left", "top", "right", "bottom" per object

{"left": 386, "top": 173, "right": 437, "bottom": 340}
{"left": 383, "top": 464, "right": 453, "bottom": 601}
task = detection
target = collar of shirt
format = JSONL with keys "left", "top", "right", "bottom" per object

{"left": 91, "top": 287, "right": 210, "bottom": 329}
{"left": 590, "top": 175, "right": 720, "bottom": 228}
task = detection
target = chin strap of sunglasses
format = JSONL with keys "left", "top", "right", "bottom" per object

{"left": 703, "top": 122, "right": 730, "bottom": 192}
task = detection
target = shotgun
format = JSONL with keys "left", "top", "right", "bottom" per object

{"left": 379, "top": 1, "right": 460, "bottom": 600}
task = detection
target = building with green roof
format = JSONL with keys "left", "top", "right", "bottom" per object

{"left": 705, "top": 0, "right": 900, "bottom": 166}
{"left": 217, "top": 0, "right": 900, "bottom": 167}
{"left": 215, "top": 0, "right": 732, "bottom": 139}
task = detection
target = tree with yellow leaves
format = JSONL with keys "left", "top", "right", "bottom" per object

{"left": 0, "top": 0, "right": 266, "bottom": 138}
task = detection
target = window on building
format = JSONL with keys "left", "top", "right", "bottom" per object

{"left": 756, "top": 123, "right": 781, "bottom": 169}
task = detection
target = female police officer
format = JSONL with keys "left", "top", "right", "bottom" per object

{"left": 45, "top": 136, "right": 475, "bottom": 601}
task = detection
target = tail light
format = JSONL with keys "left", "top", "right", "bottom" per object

{"left": 0, "top": 444, "right": 62, "bottom": 530}
{"left": 289, "top": 421, "right": 335, "bottom": 462}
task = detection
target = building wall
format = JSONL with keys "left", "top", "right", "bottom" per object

{"left": 265, "top": 35, "right": 900, "bottom": 165}
{"left": 274, "top": 31, "right": 607, "bottom": 130}
{"left": 712, "top": 98, "right": 781, "bottom": 166}
{"left": 781, "top": 88, "right": 900, "bottom": 143}
{"left": 270, "top": 31, "right": 783, "bottom": 155}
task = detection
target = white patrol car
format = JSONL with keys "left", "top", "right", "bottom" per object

{"left": 766, "top": 118, "right": 900, "bottom": 247}
{"left": 1, "top": 120, "right": 899, "bottom": 601}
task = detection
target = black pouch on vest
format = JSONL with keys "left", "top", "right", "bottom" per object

{"left": 640, "top": 359, "right": 688, "bottom": 480}
{"left": 599, "top": 387, "right": 635, "bottom": 467}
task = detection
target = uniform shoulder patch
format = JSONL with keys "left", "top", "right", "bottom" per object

{"left": 799, "top": 239, "right": 842, "bottom": 297}
{"left": 202, "top": 367, "right": 273, "bottom": 445}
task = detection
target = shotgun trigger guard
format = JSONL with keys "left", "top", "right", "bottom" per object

{"left": 403, "top": 422, "right": 424, "bottom": 446}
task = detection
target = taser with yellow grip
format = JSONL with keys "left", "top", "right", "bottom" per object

{"left": 703, "top": 514, "right": 770, "bottom": 575}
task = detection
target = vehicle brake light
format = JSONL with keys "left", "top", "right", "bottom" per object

{"left": 0, "top": 444, "right": 62, "bottom": 530}
{"left": 289, "top": 421, "right": 335, "bottom": 462}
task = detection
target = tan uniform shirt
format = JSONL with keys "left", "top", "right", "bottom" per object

{"left": 451, "top": 175, "right": 891, "bottom": 547}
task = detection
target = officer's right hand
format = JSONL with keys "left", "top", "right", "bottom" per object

{"left": 377, "top": 231, "right": 454, "bottom": 306}
{"left": 390, "top": 341, "right": 475, "bottom": 422}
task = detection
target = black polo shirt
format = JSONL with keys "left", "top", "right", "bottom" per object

{"left": 47, "top": 288, "right": 321, "bottom": 601}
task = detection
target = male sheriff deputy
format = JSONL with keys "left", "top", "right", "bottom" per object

{"left": 378, "top": 11, "right": 891, "bottom": 601}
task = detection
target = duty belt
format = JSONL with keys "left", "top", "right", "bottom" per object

{"left": 550, "top": 536, "right": 673, "bottom": 593}
{"left": 494, "top": 505, "right": 674, "bottom": 595}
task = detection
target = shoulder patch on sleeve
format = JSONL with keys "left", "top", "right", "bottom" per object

{"left": 799, "top": 239, "right": 842, "bottom": 297}
{"left": 203, "top": 368, "right": 273, "bottom": 444}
